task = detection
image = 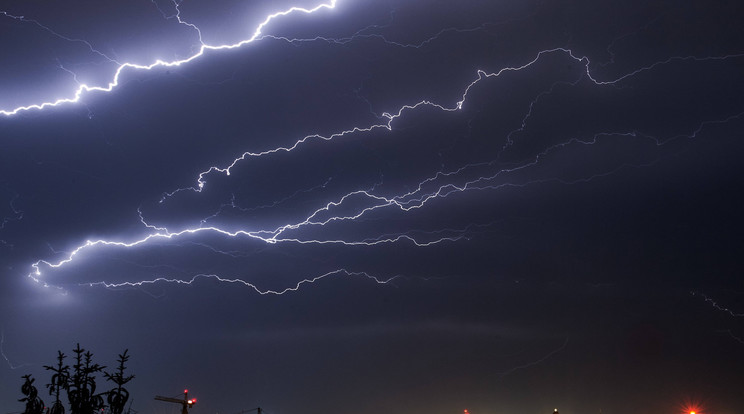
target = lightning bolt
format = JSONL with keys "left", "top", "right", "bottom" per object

{"left": 86, "top": 268, "right": 402, "bottom": 295}
{"left": 26, "top": 45, "right": 744, "bottom": 291}
{"left": 693, "top": 292, "right": 744, "bottom": 318}
{"left": 155, "top": 47, "right": 744, "bottom": 200}
{"left": 0, "top": 0, "right": 339, "bottom": 116}
{"left": 4, "top": 1, "right": 743, "bottom": 296}
{"left": 0, "top": 11, "right": 118, "bottom": 62}
{"left": 693, "top": 292, "right": 744, "bottom": 347}
{"left": 0, "top": 330, "right": 32, "bottom": 370}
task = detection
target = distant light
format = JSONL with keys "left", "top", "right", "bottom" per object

{"left": 184, "top": 389, "right": 188, "bottom": 394}
{"left": 681, "top": 398, "right": 703, "bottom": 414}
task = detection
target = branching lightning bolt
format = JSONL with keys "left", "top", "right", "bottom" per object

{"left": 157, "top": 47, "right": 744, "bottom": 199}
{"left": 87, "top": 269, "right": 402, "bottom": 295}
{"left": 0, "top": 11, "right": 118, "bottom": 62}
{"left": 0, "top": 0, "right": 339, "bottom": 116}
{"left": 27, "top": 44, "right": 744, "bottom": 291}
{"left": 5, "top": 1, "right": 743, "bottom": 296}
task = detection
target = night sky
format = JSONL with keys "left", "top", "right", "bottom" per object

{"left": 1, "top": 1, "right": 744, "bottom": 413}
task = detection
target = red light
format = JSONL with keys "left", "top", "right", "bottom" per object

{"left": 184, "top": 389, "right": 188, "bottom": 394}
{"left": 679, "top": 397, "right": 704, "bottom": 414}
{"left": 192, "top": 398, "right": 197, "bottom": 403}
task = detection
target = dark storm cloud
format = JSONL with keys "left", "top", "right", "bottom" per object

{"left": 1, "top": 1, "right": 744, "bottom": 413}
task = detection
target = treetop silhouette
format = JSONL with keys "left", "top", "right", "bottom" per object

{"left": 19, "top": 344, "right": 135, "bottom": 414}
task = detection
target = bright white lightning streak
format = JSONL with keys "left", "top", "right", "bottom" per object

{"left": 26, "top": 45, "right": 744, "bottom": 289}
{"left": 28, "top": 115, "right": 734, "bottom": 289}
{"left": 168, "top": 48, "right": 589, "bottom": 197}
{"left": 86, "top": 268, "right": 402, "bottom": 294}
{"left": 157, "top": 47, "right": 744, "bottom": 200}
{"left": 9, "top": 4, "right": 743, "bottom": 290}
{"left": 0, "top": 0, "right": 338, "bottom": 116}
{"left": 28, "top": 216, "right": 458, "bottom": 287}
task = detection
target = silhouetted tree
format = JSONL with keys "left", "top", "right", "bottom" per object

{"left": 103, "top": 349, "right": 135, "bottom": 414}
{"left": 20, "top": 344, "right": 135, "bottom": 414}
{"left": 44, "top": 351, "right": 70, "bottom": 414}
{"left": 19, "top": 374, "right": 45, "bottom": 414}
{"left": 67, "top": 343, "right": 106, "bottom": 414}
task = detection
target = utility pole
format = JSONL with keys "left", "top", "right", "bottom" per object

{"left": 154, "top": 389, "right": 197, "bottom": 414}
